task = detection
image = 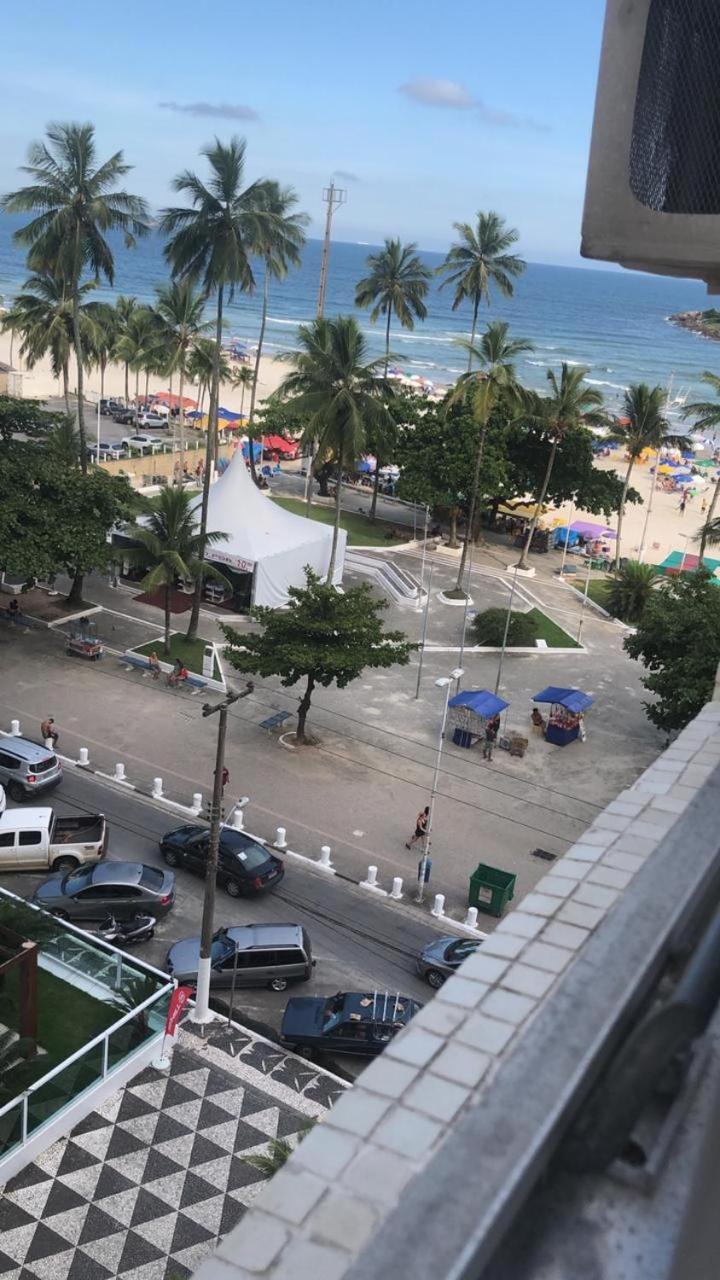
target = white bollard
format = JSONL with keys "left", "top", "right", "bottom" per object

{"left": 191, "top": 792, "right": 202, "bottom": 815}
{"left": 431, "top": 893, "right": 445, "bottom": 919}
{"left": 78, "top": 747, "right": 90, "bottom": 767}
{"left": 363, "top": 865, "right": 378, "bottom": 889}
{"left": 390, "top": 876, "right": 403, "bottom": 900}
{"left": 319, "top": 845, "right": 333, "bottom": 869}
{"left": 10, "top": 720, "right": 20, "bottom": 736}
{"left": 464, "top": 906, "right": 479, "bottom": 930}
{"left": 231, "top": 808, "right": 244, "bottom": 831}
{"left": 152, "top": 777, "right": 163, "bottom": 799}
{"left": 275, "top": 826, "right": 287, "bottom": 850}
{"left": 114, "top": 763, "right": 126, "bottom": 783}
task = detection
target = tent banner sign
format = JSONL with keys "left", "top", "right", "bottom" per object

{"left": 212, "top": 550, "right": 255, "bottom": 573}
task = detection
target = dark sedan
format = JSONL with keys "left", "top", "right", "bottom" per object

{"left": 281, "top": 990, "right": 422, "bottom": 1058}
{"left": 417, "top": 936, "right": 481, "bottom": 988}
{"left": 33, "top": 861, "right": 175, "bottom": 921}
{"left": 159, "top": 825, "right": 284, "bottom": 897}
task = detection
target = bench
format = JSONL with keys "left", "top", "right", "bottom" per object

{"left": 259, "top": 711, "right": 292, "bottom": 733}
{"left": 121, "top": 653, "right": 207, "bottom": 689}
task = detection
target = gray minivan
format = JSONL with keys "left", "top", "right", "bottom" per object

{"left": 0, "top": 737, "right": 62, "bottom": 801}
{"left": 166, "top": 923, "right": 313, "bottom": 992}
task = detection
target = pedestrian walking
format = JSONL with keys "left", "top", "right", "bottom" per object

{"left": 483, "top": 716, "right": 499, "bottom": 761}
{"left": 7, "top": 598, "right": 19, "bottom": 626}
{"left": 221, "top": 766, "right": 229, "bottom": 790}
{"left": 148, "top": 651, "right": 161, "bottom": 680}
{"left": 406, "top": 805, "right": 429, "bottom": 850}
{"left": 702, "top": 497, "right": 708, "bottom": 514}
{"left": 679, "top": 493, "right": 687, "bottom": 515}
{"left": 40, "top": 717, "right": 59, "bottom": 747}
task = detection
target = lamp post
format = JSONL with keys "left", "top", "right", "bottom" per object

{"left": 415, "top": 564, "right": 434, "bottom": 699}
{"left": 417, "top": 668, "right": 463, "bottom": 904}
{"left": 559, "top": 504, "right": 575, "bottom": 576}
{"left": 192, "top": 682, "right": 254, "bottom": 1027}
{"left": 456, "top": 539, "right": 475, "bottom": 693}
{"left": 495, "top": 567, "right": 520, "bottom": 695}
{"left": 577, "top": 559, "right": 592, "bottom": 645}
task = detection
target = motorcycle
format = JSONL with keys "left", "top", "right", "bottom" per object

{"left": 96, "top": 913, "right": 156, "bottom": 945}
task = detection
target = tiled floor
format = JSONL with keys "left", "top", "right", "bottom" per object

{"left": 0, "top": 1021, "right": 346, "bottom": 1280}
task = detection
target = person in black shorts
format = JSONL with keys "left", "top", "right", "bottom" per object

{"left": 406, "top": 805, "right": 429, "bottom": 849}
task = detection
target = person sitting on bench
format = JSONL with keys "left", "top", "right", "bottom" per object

{"left": 167, "top": 659, "right": 189, "bottom": 687}
{"left": 531, "top": 707, "right": 546, "bottom": 735}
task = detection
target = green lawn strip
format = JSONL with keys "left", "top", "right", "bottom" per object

{"left": 134, "top": 633, "right": 220, "bottom": 678}
{"left": 270, "top": 495, "right": 401, "bottom": 546}
{"left": 525, "top": 607, "right": 580, "bottom": 648}
{"left": 585, "top": 578, "right": 612, "bottom": 609}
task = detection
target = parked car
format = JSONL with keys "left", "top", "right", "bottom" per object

{"left": 0, "top": 807, "right": 107, "bottom": 873}
{"left": 167, "top": 923, "right": 313, "bottom": 991}
{"left": 0, "top": 737, "right": 62, "bottom": 801}
{"left": 137, "top": 412, "right": 169, "bottom": 429}
{"left": 417, "top": 936, "right": 481, "bottom": 988}
{"left": 281, "top": 990, "right": 422, "bottom": 1058}
{"left": 33, "top": 861, "right": 175, "bottom": 921}
{"left": 112, "top": 409, "right": 136, "bottom": 425}
{"left": 0, "top": 784, "right": 5, "bottom": 815}
{"left": 121, "top": 433, "right": 164, "bottom": 452}
{"left": 160, "top": 825, "right": 284, "bottom": 896}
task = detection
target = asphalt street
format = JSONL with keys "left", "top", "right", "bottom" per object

{"left": 0, "top": 767, "right": 450, "bottom": 1078}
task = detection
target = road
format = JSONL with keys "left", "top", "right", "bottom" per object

{"left": 1, "top": 768, "right": 449, "bottom": 1078}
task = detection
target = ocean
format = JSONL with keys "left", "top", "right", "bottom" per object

{"left": 0, "top": 212, "right": 717, "bottom": 420}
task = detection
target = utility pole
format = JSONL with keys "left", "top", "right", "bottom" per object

{"left": 192, "top": 682, "right": 254, "bottom": 1027}
{"left": 316, "top": 182, "right": 346, "bottom": 318}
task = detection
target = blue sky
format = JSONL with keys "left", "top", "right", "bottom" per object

{"left": 0, "top": 0, "right": 606, "bottom": 265}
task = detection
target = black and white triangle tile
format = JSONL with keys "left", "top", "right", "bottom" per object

{"left": 1, "top": 1028, "right": 346, "bottom": 1279}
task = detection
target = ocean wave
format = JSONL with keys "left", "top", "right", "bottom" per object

{"left": 586, "top": 378, "right": 628, "bottom": 390}
{"left": 267, "top": 316, "right": 302, "bottom": 326}
{"left": 527, "top": 359, "right": 547, "bottom": 367}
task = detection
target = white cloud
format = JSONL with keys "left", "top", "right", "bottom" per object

{"left": 399, "top": 77, "right": 548, "bottom": 132}
{"left": 158, "top": 101, "right": 259, "bottom": 122}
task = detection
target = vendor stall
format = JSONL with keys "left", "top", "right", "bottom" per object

{"left": 448, "top": 690, "right": 509, "bottom": 750}
{"left": 532, "top": 685, "right": 593, "bottom": 747}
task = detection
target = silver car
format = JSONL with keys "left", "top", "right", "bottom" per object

{"left": 167, "top": 923, "right": 313, "bottom": 992}
{"left": 34, "top": 861, "right": 175, "bottom": 921}
{"left": 0, "top": 737, "right": 62, "bottom": 802}
{"left": 417, "top": 936, "right": 481, "bottom": 988}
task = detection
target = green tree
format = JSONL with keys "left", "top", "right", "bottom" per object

{"left": 187, "top": 338, "right": 231, "bottom": 421}
{"left": 364, "top": 387, "right": 426, "bottom": 520}
{"left": 278, "top": 315, "right": 391, "bottom": 579}
{"left": 114, "top": 295, "right": 138, "bottom": 403}
{"left": 232, "top": 364, "right": 253, "bottom": 420}
{"left": 437, "top": 211, "right": 526, "bottom": 369}
{"left": 682, "top": 371, "right": 720, "bottom": 561}
{"left": 605, "top": 561, "right": 657, "bottom": 623}
{"left": 114, "top": 307, "right": 164, "bottom": 425}
{"left": 161, "top": 136, "right": 268, "bottom": 640}
{"left": 449, "top": 321, "right": 532, "bottom": 592}
{"left": 2, "top": 269, "right": 97, "bottom": 414}
{"left": 246, "top": 181, "right": 308, "bottom": 485}
{"left": 2, "top": 122, "right": 149, "bottom": 470}
{"left": 123, "top": 488, "right": 229, "bottom": 653}
{"left": 222, "top": 568, "right": 415, "bottom": 743}
{"left": 515, "top": 365, "right": 605, "bottom": 571}
{"left": 612, "top": 384, "right": 677, "bottom": 569}
{"left": 471, "top": 607, "right": 537, "bottom": 646}
{"left": 0, "top": 395, "right": 66, "bottom": 445}
{"left": 85, "top": 301, "right": 117, "bottom": 405}
{"left": 624, "top": 570, "right": 720, "bottom": 733}
{"left": 155, "top": 279, "right": 211, "bottom": 478}
{"left": 500, "top": 420, "right": 640, "bottom": 521}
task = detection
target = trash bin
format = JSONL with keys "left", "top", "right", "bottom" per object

{"left": 468, "top": 864, "right": 517, "bottom": 917}
{"left": 453, "top": 728, "right": 474, "bottom": 748}
{"left": 417, "top": 857, "right": 432, "bottom": 884}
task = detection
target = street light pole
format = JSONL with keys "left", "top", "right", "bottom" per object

{"left": 415, "top": 564, "right": 434, "bottom": 699}
{"left": 495, "top": 567, "right": 520, "bottom": 695}
{"left": 192, "top": 682, "right": 254, "bottom": 1027}
{"left": 417, "top": 668, "right": 463, "bottom": 904}
{"left": 456, "top": 537, "right": 475, "bottom": 693}
{"left": 576, "top": 560, "right": 592, "bottom": 646}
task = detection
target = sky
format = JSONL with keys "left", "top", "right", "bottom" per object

{"left": 0, "top": 0, "right": 607, "bottom": 266}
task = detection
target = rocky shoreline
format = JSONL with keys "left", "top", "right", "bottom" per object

{"left": 669, "top": 310, "right": 720, "bottom": 341}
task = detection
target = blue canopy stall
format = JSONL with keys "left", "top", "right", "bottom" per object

{"left": 448, "top": 690, "right": 509, "bottom": 750}
{"left": 532, "top": 685, "right": 594, "bottom": 747}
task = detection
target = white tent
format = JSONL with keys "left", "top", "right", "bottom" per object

{"left": 201, "top": 448, "right": 346, "bottom": 607}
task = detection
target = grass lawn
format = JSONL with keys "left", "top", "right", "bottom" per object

{"left": 585, "top": 578, "right": 611, "bottom": 609}
{"left": 271, "top": 495, "right": 401, "bottom": 546}
{"left": 526, "top": 608, "right": 580, "bottom": 649}
{"left": 134, "top": 633, "right": 221, "bottom": 678}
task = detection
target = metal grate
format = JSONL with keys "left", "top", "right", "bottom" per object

{"left": 630, "top": 0, "right": 720, "bottom": 214}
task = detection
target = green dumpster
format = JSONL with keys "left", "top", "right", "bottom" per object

{"left": 468, "top": 864, "right": 517, "bottom": 917}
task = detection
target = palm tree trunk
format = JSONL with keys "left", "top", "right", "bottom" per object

{"left": 449, "top": 507, "right": 459, "bottom": 549}
{"left": 187, "top": 286, "right": 223, "bottom": 643}
{"left": 468, "top": 295, "right": 480, "bottom": 372}
{"left": 305, "top": 440, "right": 316, "bottom": 515}
{"left": 327, "top": 460, "right": 343, "bottom": 584}
{"left": 247, "top": 268, "right": 269, "bottom": 486}
{"left": 178, "top": 364, "right": 186, "bottom": 483}
{"left": 9, "top": 329, "right": 14, "bottom": 368}
{"left": 614, "top": 456, "right": 635, "bottom": 572}
{"left": 144, "top": 369, "right": 150, "bottom": 405}
{"left": 124, "top": 362, "right": 129, "bottom": 404}
{"left": 164, "top": 583, "right": 172, "bottom": 655}
{"left": 296, "top": 673, "right": 315, "bottom": 745}
{"left": 455, "top": 419, "right": 487, "bottom": 593}
{"left": 134, "top": 369, "right": 140, "bottom": 427}
{"left": 700, "top": 473, "right": 720, "bottom": 561}
{"left": 384, "top": 307, "right": 392, "bottom": 378}
{"left": 369, "top": 462, "right": 382, "bottom": 522}
{"left": 516, "top": 441, "right": 559, "bottom": 571}
{"left": 240, "top": 380, "right": 246, "bottom": 419}
{"left": 71, "top": 239, "right": 88, "bottom": 474}
{"left": 100, "top": 358, "right": 106, "bottom": 403}
{"left": 62, "top": 362, "right": 71, "bottom": 416}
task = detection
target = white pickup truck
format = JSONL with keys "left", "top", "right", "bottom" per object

{"left": 0, "top": 807, "right": 108, "bottom": 873}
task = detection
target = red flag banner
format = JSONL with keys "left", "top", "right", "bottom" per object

{"left": 165, "top": 986, "right": 193, "bottom": 1037}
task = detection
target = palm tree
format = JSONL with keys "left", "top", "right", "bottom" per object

{"left": 232, "top": 364, "right": 253, "bottom": 420}
{"left": 449, "top": 321, "right": 533, "bottom": 593}
{"left": 356, "top": 238, "right": 431, "bottom": 517}
{"left": 605, "top": 561, "right": 657, "bottom": 623}
{"left": 161, "top": 136, "right": 268, "bottom": 641}
{"left": 438, "top": 212, "right": 526, "bottom": 370}
{"left": 279, "top": 315, "right": 391, "bottom": 581}
{"left": 612, "top": 384, "right": 672, "bottom": 570}
{"left": 85, "top": 302, "right": 117, "bottom": 405}
{"left": 123, "top": 488, "right": 229, "bottom": 654}
{"left": 246, "top": 182, "right": 308, "bottom": 485}
{"left": 114, "top": 307, "right": 163, "bottom": 425}
{"left": 682, "top": 372, "right": 720, "bottom": 561}
{"left": 515, "top": 365, "right": 605, "bottom": 571}
{"left": 1, "top": 269, "right": 96, "bottom": 413}
{"left": 155, "top": 280, "right": 211, "bottom": 479}
{"left": 187, "top": 338, "right": 231, "bottom": 423}
{"left": 699, "top": 515, "right": 720, "bottom": 546}
{"left": 115, "top": 295, "right": 138, "bottom": 403}
{"left": 2, "top": 122, "right": 149, "bottom": 471}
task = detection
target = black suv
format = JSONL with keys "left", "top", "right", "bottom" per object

{"left": 281, "top": 990, "right": 422, "bottom": 1058}
{"left": 159, "top": 824, "right": 284, "bottom": 897}
{"left": 112, "top": 408, "right": 136, "bottom": 425}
